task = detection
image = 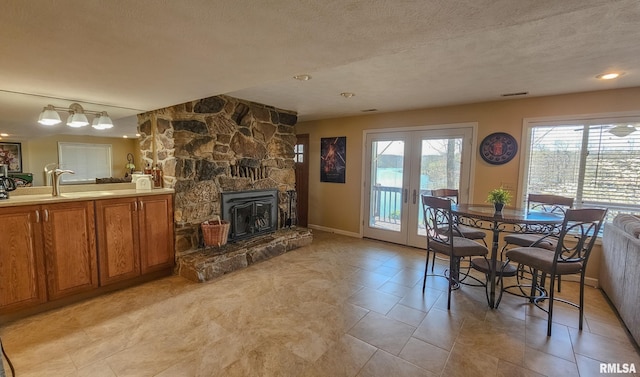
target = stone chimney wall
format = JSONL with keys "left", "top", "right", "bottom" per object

{"left": 137, "top": 95, "right": 297, "bottom": 257}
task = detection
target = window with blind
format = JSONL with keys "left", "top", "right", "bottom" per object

{"left": 522, "top": 116, "right": 640, "bottom": 224}
{"left": 58, "top": 142, "right": 112, "bottom": 184}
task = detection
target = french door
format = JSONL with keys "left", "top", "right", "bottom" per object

{"left": 363, "top": 125, "right": 474, "bottom": 248}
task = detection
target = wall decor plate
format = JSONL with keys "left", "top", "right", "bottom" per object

{"left": 480, "top": 132, "right": 518, "bottom": 165}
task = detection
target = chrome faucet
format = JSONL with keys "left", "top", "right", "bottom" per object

{"left": 43, "top": 162, "right": 58, "bottom": 186}
{"left": 51, "top": 169, "right": 74, "bottom": 196}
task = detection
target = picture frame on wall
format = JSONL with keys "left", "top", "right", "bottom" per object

{"left": 320, "top": 136, "right": 346, "bottom": 183}
{"left": 0, "top": 142, "right": 22, "bottom": 173}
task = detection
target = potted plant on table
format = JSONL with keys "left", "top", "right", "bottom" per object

{"left": 487, "top": 187, "right": 512, "bottom": 213}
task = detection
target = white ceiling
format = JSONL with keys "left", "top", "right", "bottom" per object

{"left": 1, "top": 0, "right": 639, "bottom": 140}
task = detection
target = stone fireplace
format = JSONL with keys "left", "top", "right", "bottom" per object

{"left": 137, "top": 94, "right": 312, "bottom": 282}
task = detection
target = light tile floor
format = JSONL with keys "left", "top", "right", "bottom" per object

{"left": 1, "top": 230, "right": 638, "bottom": 376}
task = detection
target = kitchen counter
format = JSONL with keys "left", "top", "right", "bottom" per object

{"left": 0, "top": 182, "right": 175, "bottom": 319}
{"left": 0, "top": 183, "right": 174, "bottom": 207}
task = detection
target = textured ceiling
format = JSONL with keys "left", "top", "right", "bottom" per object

{"left": 1, "top": 0, "right": 638, "bottom": 139}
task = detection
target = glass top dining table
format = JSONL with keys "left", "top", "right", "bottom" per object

{"left": 450, "top": 204, "right": 564, "bottom": 308}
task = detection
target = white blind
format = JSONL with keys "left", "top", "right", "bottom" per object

{"left": 58, "top": 142, "right": 112, "bottom": 184}
{"left": 525, "top": 122, "right": 640, "bottom": 223}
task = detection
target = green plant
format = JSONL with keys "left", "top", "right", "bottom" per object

{"left": 486, "top": 187, "right": 512, "bottom": 205}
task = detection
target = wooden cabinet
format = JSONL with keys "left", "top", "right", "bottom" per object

{"left": 0, "top": 192, "right": 173, "bottom": 316}
{"left": 0, "top": 205, "right": 47, "bottom": 312}
{"left": 95, "top": 197, "right": 140, "bottom": 285}
{"left": 96, "top": 194, "right": 174, "bottom": 286}
{"left": 42, "top": 201, "right": 98, "bottom": 300}
{"left": 138, "top": 195, "right": 174, "bottom": 274}
{"left": 0, "top": 201, "right": 98, "bottom": 312}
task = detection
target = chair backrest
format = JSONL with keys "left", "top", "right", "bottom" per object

{"left": 527, "top": 194, "right": 574, "bottom": 215}
{"left": 553, "top": 208, "right": 607, "bottom": 269}
{"left": 422, "top": 195, "right": 454, "bottom": 245}
{"left": 429, "top": 188, "right": 459, "bottom": 204}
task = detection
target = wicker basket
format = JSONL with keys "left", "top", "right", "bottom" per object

{"left": 201, "top": 216, "right": 230, "bottom": 247}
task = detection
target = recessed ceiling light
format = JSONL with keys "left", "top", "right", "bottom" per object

{"left": 136, "top": 133, "right": 141, "bottom": 137}
{"left": 293, "top": 74, "right": 312, "bottom": 81}
{"left": 596, "top": 72, "right": 623, "bottom": 80}
{"left": 123, "top": 135, "right": 128, "bottom": 138}
{"left": 0, "top": 133, "right": 8, "bottom": 137}
{"left": 500, "top": 91, "right": 529, "bottom": 97}
{"left": 340, "top": 92, "right": 355, "bottom": 98}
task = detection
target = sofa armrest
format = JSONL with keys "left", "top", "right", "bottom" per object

{"left": 601, "top": 223, "right": 628, "bottom": 308}
{"left": 601, "top": 215, "right": 640, "bottom": 346}
{"left": 612, "top": 214, "right": 640, "bottom": 238}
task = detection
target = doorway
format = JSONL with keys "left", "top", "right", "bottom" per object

{"left": 294, "top": 134, "right": 309, "bottom": 227}
{"left": 363, "top": 124, "right": 475, "bottom": 248}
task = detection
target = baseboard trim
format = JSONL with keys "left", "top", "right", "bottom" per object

{"left": 307, "top": 224, "right": 362, "bottom": 238}
{"left": 561, "top": 274, "right": 599, "bottom": 288}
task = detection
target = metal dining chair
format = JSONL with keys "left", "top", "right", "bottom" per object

{"left": 502, "top": 194, "right": 574, "bottom": 251}
{"left": 425, "top": 189, "right": 488, "bottom": 276}
{"left": 421, "top": 195, "right": 489, "bottom": 309}
{"left": 497, "top": 208, "right": 607, "bottom": 336}
{"left": 429, "top": 189, "right": 488, "bottom": 245}
{"left": 501, "top": 194, "right": 574, "bottom": 292}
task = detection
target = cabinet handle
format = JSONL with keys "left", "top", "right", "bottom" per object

{"left": 139, "top": 200, "right": 144, "bottom": 211}
{"left": 134, "top": 201, "right": 138, "bottom": 212}
{"left": 35, "top": 209, "right": 40, "bottom": 223}
{"left": 44, "top": 209, "right": 49, "bottom": 222}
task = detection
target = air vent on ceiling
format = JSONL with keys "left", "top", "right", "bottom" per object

{"left": 361, "top": 109, "right": 378, "bottom": 112}
{"left": 500, "top": 91, "right": 529, "bottom": 97}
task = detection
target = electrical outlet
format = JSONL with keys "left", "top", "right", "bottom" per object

{"left": 501, "top": 182, "right": 516, "bottom": 191}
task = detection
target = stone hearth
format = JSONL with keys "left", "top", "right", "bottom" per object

{"left": 177, "top": 228, "right": 312, "bottom": 283}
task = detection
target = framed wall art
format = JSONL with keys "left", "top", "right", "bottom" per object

{"left": 320, "top": 136, "right": 346, "bottom": 183}
{"left": 0, "top": 142, "right": 22, "bottom": 173}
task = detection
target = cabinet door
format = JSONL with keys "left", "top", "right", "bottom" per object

{"left": 95, "top": 197, "right": 140, "bottom": 285}
{"left": 42, "top": 201, "right": 98, "bottom": 300}
{"left": 138, "top": 194, "right": 174, "bottom": 274}
{"left": 0, "top": 205, "right": 47, "bottom": 313}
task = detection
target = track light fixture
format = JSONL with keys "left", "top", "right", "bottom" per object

{"left": 38, "top": 103, "right": 114, "bottom": 130}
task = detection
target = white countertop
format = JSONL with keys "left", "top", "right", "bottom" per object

{"left": 0, "top": 185, "right": 174, "bottom": 208}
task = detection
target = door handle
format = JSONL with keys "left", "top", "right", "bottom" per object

{"left": 404, "top": 188, "right": 408, "bottom": 203}
{"left": 413, "top": 189, "right": 417, "bottom": 204}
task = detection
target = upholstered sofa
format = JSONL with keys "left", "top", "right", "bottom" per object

{"left": 600, "top": 214, "right": 640, "bottom": 345}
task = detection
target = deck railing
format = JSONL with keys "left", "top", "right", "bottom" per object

{"left": 371, "top": 185, "right": 402, "bottom": 224}
{"left": 371, "top": 185, "right": 431, "bottom": 225}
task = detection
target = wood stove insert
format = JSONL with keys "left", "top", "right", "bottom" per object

{"left": 221, "top": 189, "right": 278, "bottom": 242}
